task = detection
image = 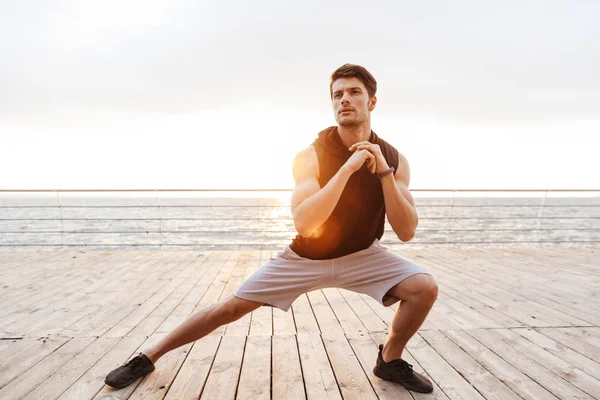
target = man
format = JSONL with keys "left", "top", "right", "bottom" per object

{"left": 106, "top": 64, "right": 438, "bottom": 394}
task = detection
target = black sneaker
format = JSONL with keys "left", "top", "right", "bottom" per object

{"left": 105, "top": 353, "right": 155, "bottom": 389}
{"left": 373, "top": 344, "right": 433, "bottom": 393}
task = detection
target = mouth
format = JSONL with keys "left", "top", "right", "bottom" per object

{"left": 339, "top": 108, "right": 354, "bottom": 114}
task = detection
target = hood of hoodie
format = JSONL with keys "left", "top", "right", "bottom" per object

{"left": 314, "top": 126, "right": 377, "bottom": 158}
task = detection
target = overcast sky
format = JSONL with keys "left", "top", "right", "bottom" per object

{"left": 1, "top": 1, "right": 598, "bottom": 190}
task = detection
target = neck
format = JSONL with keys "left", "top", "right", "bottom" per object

{"left": 337, "top": 122, "right": 372, "bottom": 149}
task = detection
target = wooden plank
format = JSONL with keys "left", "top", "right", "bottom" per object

{"left": 0, "top": 337, "right": 95, "bottom": 400}
{"left": 476, "top": 249, "right": 600, "bottom": 323}
{"left": 322, "top": 288, "right": 367, "bottom": 337}
{"left": 445, "top": 248, "right": 599, "bottom": 326}
{"left": 0, "top": 252, "right": 119, "bottom": 321}
{"left": 103, "top": 255, "right": 192, "bottom": 338}
{"left": 440, "top": 297, "right": 504, "bottom": 329}
{"left": 580, "top": 327, "right": 600, "bottom": 339}
{"left": 272, "top": 335, "right": 305, "bottom": 400}
{"left": 561, "top": 327, "right": 600, "bottom": 348}
{"left": 467, "top": 328, "right": 594, "bottom": 399}
{"left": 406, "top": 332, "right": 486, "bottom": 400}
{"left": 1, "top": 252, "right": 156, "bottom": 336}
{"left": 490, "top": 328, "right": 600, "bottom": 398}
{"left": 307, "top": 290, "right": 344, "bottom": 334}
{"left": 0, "top": 337, "right": 69, "bottom": 389}
{"left": 0, "top": 251, "right": 91, "bottom": 289}
{"left": 536, "top": 328, "right": 600, "bottom": 361}
{"left": 125, "top": 255, "right": 201, "bottom": 336}
{"left": 92, "top": 334, "right": 165, "bottom": 400}
{"left": 419, "top": 330, "right": 521, "bottom": 400}
{"left": 0, "top": 252, "right": 68, "bottom": 290}
{"left": 0, "top": 248, "right": 597, "bottom": 399}
{"left": 164, "top": 335, "right": 221, "bottom": 400}
{"left": 515, "top": 327, "right": 600, "bottom": 381}
{"left": 358, "top": 295, "right": 398, "bottom": 329}
{"left": 22, "top": 336, "right": 121, "bottom": 400}
{"left": 236, "top": 335, "right": 271, "bottom": 400}
{"left": 426, "top": 301, "right": 464, "bottom": 330}
{"left": 273, "top": 308, "right": 296, "bottom": 335}
{"left": 421, "top": 249, "right": 575, "bottom": 327}
{"left": 248, "top": 306, "right": 273, "bottom": 336}
{"left": 57, "top": 335, "right": 145, "bottom": 400}
{"left": 346, "top": 335, "right": 413, "bottom": 400}
{"left": 291, "top": 293, "right": 320, "bottom": 334}
{"left": 200, "top": 335, "right": 246, "bottom": 400}
{"left": 297, "top": 333, "right": 342, "bottom": 400}
{"left": 321, "top": 332, "right": 377, "bottom": 400}
{"left": 338, "top": 290, "right": 388, "bottom": 333}
{"left": 155, "top": 252, "right": 221, "bottom": 334}
{"left": 440, "top": 284, "right": 526, "bottom": 328}
{"left": 127, "top": 340, "right": 194, "bottom": 400}
{"left": 371, "top": 331, "right": 450, "bottom": 400}
{"left": 0, "top": 338, "right": 17, "bottom": 354}
{"left": 0, "top": 338, "right": 42, "bottom": 370}
{"left": 63, "top": 254, "right": 183, "bottom": 337}
{"left": 443, "top": 329, "right": 557, "bottom": 400}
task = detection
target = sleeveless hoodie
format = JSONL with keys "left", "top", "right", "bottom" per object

{"left": 289, "top": 126, "right": 400, "bottom": 260}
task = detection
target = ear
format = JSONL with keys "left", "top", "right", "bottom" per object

{"left": 368, "top": 95, "right": 377, "bottom": 111}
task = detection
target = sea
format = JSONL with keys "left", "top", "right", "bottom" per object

{"left": 0, "top": 191, "right": 598, "bottom": 251}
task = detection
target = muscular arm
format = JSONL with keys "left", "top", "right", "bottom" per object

{"left": 290, "top": 146, "right": 353, "bottom": 238}
{"left": 380, "top": 154, "right": 419, "bottom": 242}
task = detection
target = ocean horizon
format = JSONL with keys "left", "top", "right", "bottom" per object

{"left": 0, "top": 190, "right": 598, "bottom": 251}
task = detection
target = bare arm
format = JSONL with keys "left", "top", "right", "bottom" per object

{"left": 291, "top": 145, "right": 376, "bottom": 238}
{"left": 380, "top": 154, "right": 418, "bottom": 241}
{"left": 349, "top": 141, "right": 418, "bottom": 242}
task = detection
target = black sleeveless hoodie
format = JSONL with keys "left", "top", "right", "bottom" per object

{"left": 289, "top": 126, "right": 400, "bottom": 260}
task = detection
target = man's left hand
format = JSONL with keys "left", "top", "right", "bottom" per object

{"left": 349, "top": 142, "right": 390, "bottom": 174}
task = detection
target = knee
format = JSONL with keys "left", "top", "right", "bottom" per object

{"left": 218, "top": 296, "right": 259, "bottom": 321}
{"left": 217, "top": 299, "right": 244, "bottom": 321}
{"left": 415, "top": 277, "right": 438, "bottom": 307}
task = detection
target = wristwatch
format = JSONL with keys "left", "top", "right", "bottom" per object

{"left": 377, "top": 167, "right": 395, "bottom": 179}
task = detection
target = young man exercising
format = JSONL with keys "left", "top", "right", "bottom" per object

{"left": 106, "top": 63, "right": 438, "bottom": 394}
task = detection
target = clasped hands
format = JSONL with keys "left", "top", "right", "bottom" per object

{"left": 345, "top": 142, "right": 390, "bottom": 175}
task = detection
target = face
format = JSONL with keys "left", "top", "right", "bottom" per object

{"left": 331, "top": 77, "right": 376, "bottom": 127}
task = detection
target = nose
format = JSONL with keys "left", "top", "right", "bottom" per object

{"left": 341, "top": 91, "right": 351, "bottom": 105}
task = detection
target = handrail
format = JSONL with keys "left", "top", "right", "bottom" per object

{"left": 1, "top": 189, "right": 598, "bottom": 249}
{"left": 1, "top": 189, "right": 598, "bottom": 192}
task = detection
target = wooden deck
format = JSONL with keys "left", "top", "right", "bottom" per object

{"left": 0, "top": 248, "right": 598, "bottom": 400}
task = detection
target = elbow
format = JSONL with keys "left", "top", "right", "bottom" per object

{"left": 396, "top": 216, "right": 418, "bottom": 242}
{"left": 397, "top": 228, "right": 416, "bottom": 242}
{"left": 293, "top": 217, "right": 314, "bottom": 238}
{"left": 296, "top": 226, "right": 313, "bottom": 238}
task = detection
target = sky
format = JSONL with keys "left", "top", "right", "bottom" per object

{"left": 1, "top": 0, "right": 599, "bottom": 190}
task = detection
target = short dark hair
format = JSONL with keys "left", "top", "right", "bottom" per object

{"left": 330, "top": 63, "right": 377, "bottom": 99}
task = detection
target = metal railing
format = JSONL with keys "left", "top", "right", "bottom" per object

{"left": 0, "top": 189, "right": 598, "bottom": 250}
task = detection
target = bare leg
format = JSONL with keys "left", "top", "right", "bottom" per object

{"left": 382, "top": 274, "right": 438, "bottom": 362}
{"left": 144, "top": 295, "right": 263, "bottom": 363}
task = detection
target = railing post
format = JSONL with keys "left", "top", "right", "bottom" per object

{"left": 55, "top": 190, "right": 65, "bottom": 251}
{"left": 155, "top": 189, "right": 162, "bottom": 249}
{"left": 446, "top": 190, "right": 457, "bottom": 245}
{"left": 535, "top": 189, "right": 549, "bottom": 245}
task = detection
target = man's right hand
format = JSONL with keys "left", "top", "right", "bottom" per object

{"left": 345, "top": 149, "right": 377, "bottom": 174}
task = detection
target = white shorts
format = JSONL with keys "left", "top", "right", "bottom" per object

{"left": 234, "top": 239, "right": 430, "bottom": 311}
